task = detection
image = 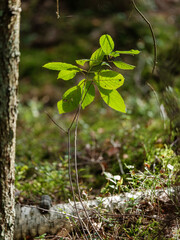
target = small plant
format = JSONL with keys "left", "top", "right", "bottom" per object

{"left": 43, "top": 34, "right": 139, "bottom": 114}
{"left": 15, "top": 159, "right": 70, "bottom": 201}
{"left": 34, "top": 233, "right": 46, "bottom": 239}
{"left": 122, "top": 218, "right": 160, "bottom": 239}
{"left": 101, "top": 171, "right": 123, "bottom": 194}
{"left": 43, "top": 34, "right": 139, "bottom": 240}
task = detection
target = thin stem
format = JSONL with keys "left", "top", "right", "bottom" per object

{"left": 131, "top": 0, "right": 157, "bottom": 74}
{"left": 45, "top": 111, "right": 67, "bottom": 134}
{"left": 68, "top": 130, "right": 89, "bottom": 240}
{"left": 68, "top": 80, "right": 93, "bottom": 131}
{"left": 73, "top": 82, "right": 103, "bottom": 240}
{"left": 45, "top": 113, "right": 88, "bottom": 237}
{"left": 68, "top": 111, "right": 79, "bottom": 132}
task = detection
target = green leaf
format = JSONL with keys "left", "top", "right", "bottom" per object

{"left": 104, "top": 171, "right": 114, "bottom": 180}
{"left": 99, "top": 34, "right": 114, "bottom": 55}
{"left": 115, "top": 50, "right": 140, "bottom": 55}
{"left": 109, "top": 52, "right": 120, "bottom": 58}
{"left": 57, "top": 86, "right": 81, "bottom": 114}
{"left": 98, "top": 87, "right": 126, "bottom": 113}
{"left": 57, "top": 70, "right": 78, "bottom": 80}
{"left": 113, "top": 61, "right": 135, "bottom": 70}
{"left": 76, "top": 59, "right": 90, "bottom": 66}
{"left": 101, "top": 62, "right": 112, "bottom": 68}
{"left": 78, "top": 80, "right": 95, "bottom": 109}
{"left": 43, "top": 62, "right": 79, "bottom": 71}
{"left": 89, "top": 48, "right": 105, "bottom": 68}
{"left": 94, "top": 70, "right": 124, "bottom": 90}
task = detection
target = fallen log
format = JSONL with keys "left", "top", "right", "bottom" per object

{"left": 14, "top": 187, "right": 180, "bottom": 239}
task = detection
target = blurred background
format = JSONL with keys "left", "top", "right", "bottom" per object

{"left": 16, "top": 0, "right": 180, "bottom": 204}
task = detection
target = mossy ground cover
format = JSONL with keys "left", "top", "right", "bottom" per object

{"left": 15, "top": 91, "right": 180, "bottom": 239}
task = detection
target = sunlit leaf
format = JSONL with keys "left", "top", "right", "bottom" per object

{"left": 57, "top": 70, "right": 78, "bottom": 80}
{"left": 90, "top": 48, "right": 105, "bottom": 67}
{"left": 99, "top": 34, "right": 114, "bottom": 55}
{"left": 98, "top": 87, "right": 126, "bottom": 113}
{"left": 94, "top": 70, "right": 124, "bottom": 90}
{"left": 108, "top": 51, "right": 120, "bottom": 58}
{"left": 79, "top": 80, "right": 95, "bottom": 109}
{"left": 101, "top": 62, "right": 112, "bottom": 68}
{"left": 117, "top": 178, "right": 123, "bottom": 185}
{"left": 57, "top": 86, "right": 81, "bottom": 114}
{"left": 115, "top": 50, "right": 140, "bottom": 55}
{"left": 76, "top": 59, "right": 90, "bottom": 66}
{"left": 113, "top": 61, "right": 135, "bottom": 70}
{"left": 43, "top": 62, "right": 79, "bottom": 71}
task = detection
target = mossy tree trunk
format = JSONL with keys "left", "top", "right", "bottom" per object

{"left": 0, "top": 0, "right": 21, "bottom": 239}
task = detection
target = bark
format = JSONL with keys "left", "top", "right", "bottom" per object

{"left": 0, "top": 0, "right": 21, "bottom": 239}
{"left": 14, "top": 187, "right": 180, "bottom": 240}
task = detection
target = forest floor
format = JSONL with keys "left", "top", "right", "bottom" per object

{"left": 15, "top": 0, "right": 180, "bottom": 239}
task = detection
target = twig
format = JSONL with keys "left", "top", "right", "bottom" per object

{"left": 67, "top": 81, "right": 97, "bottom": 239}
{"left": 68, "top": 130, "right": 89, "bottom": 240}
{"left": 131, "top": 0, "right": 157, "bottom": 74}
{"left": 45, "top": 112, "right": 88, "bottom": 237}
{"left": 45, "top": 111, "right": 68, "bottom": 134}
{"left": 73, "top": 82, "right": 103, "bottom": 239}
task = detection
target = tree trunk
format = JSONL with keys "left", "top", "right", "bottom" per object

{"left": 0, "top": 0, "right": 21, "bottom": 239}
{"left": 14, "top": 187, "right": 180, "bottom": 240}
